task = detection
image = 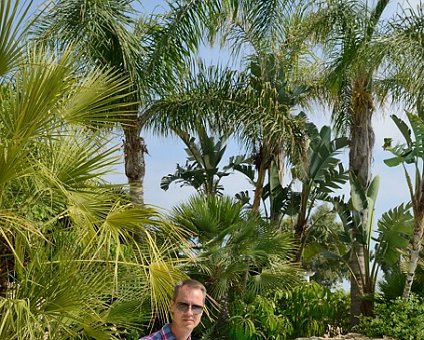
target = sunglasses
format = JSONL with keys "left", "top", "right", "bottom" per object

{"left": 175, "top": 302, "right": 204, "bottom": 315}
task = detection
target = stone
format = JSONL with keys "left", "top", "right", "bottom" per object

{"left": 294, "top": 333, "right": 396, "bottom": 340}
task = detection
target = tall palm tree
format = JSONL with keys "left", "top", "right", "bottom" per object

{"left": 215, "top": 0, "right": 316, "bottom": 215}
{"left": 148, "top": 0, "right": 316, "bottom": 216}
{"left": 32, "top": 0, "right": 149, "bottom": 203}
{"left": 32, "top": 0, "right": 219, "bottom": 204}
{"left": 310, "top": 0, "right": 391, "bottom": 322}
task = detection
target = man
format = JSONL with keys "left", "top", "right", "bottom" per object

{"left": 140, "top": 279, "right": 206, "bottom": 340}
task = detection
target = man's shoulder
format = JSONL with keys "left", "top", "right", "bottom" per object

{"left": 139, "top": 324, "right": 174, "bottom": 340}
{"left": 139, "top": 329, "right": 163, "bottom": 340}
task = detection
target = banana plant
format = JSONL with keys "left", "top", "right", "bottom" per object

{"left": 332, "top": 176, "right": 412, "bottom": 318}
{"left": 384, "top": 112, "right": 424, "bottom": 299}
{"left": 258, "top": 124, "right": 348, "bottom": 260}
{"left": 292, "top": 124, "right": 349, "bottom": 261}
{"left": 161, "top": 123, "right": 238, "bottom": 196}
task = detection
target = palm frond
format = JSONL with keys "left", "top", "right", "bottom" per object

{"left": 0, "top": 0, "right": 32, "bottom": 77}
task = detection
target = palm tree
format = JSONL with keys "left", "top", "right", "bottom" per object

{"left": 170, "top": 195, "right": 301, "bottom": 337}
{"left": 309, "top": 0, "right": 391, "bottom": 322}
{"left": 32, "top": 0, "right": 149, "bottom": 203}
{"left": 215, "top": 0, "right": 317, "bottom": 214}
{"left": 238, "top": 52, "right": 311, "bottom": 214}
{"left": 144, "top": 0, "right": 316, "bottom": 218}
{"left": 0, "top": 2, "right": 189, "bottom": 337}
{"left": 32, "top": 0, "right": 228, "bottom": 205}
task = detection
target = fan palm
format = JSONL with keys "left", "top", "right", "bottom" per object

{"left": 170, "top": 195, "right": 301, "bottom": 337}
{"left": 0, "top": 2, "right": 189, "bottom": 337}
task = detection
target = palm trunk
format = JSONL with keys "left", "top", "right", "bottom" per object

{"left": 252, "top": 161, "right": 267, "bottom": 214}
{"left": 252, "top": 144, "right": 272, "bottom": 214}
{"left": 215, "top": 292, "right": 230, "bottom": 339}
{"left": 350, "top": 241, "right": 367, "bottom": 324}
{"left": 123, "top": 123, "right": 146, "bottom": 204}
{"left": 294, "top": 187, "right": 309, "bottom": 263}
{"left": 403, "top": 178, "right": 424, "bottom": 299}
{"left": 348, "top": 83, "right": 375, "bottom": 323}
{"left": 402, "top": 218, "right": 424, "bottom": 299}
{"left": 270, "top": 150, "right": 286, "bottom": 224}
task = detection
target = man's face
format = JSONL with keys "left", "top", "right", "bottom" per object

{"left": 170, "top": 285, "right": 205, "bottom": 333}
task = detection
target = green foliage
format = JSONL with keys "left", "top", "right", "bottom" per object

{"left": 0, "top": 2, "right": 192, "bottom": 337}
{"left": 171, "top": 195, "right": 301, "bottom": 298}
{"left": 171, "top": 195, "right": 301, "bottom": 338}
{"left": 161, "top": 124, "right": 233, "bottom": 196}
{"left": 276, "top": 282, "right": 350, "bottom": 338}
{"left": 383, "top": 113, "right": 424, "bottom": 298}
{"left": 375, "top": 204, "right": 413, "bottom": 267}
{"left": 356, "top": 295, "right": 424, "bottom": 339}
{"left": 229, "top": 296, "right": 293, "bottom": 340}
{"left": 379, "top": 265, "right": 424, "bottom": 302}
{"left": 227, "top": 282, "right": 350, "bottom": 339}
{"left": 331, "top": 176, "right": 412, "bottom": 304}
{"left": 301, "top": 205, "right": 349, "bottom": 288}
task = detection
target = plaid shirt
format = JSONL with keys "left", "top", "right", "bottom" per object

{"left": 139, "top": 323, "right": 191, "bottom": 340}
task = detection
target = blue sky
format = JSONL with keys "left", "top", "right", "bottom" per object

{"left": 26, "top": 0, "right": 422, "bottom": 220}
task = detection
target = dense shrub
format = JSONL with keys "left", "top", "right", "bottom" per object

{"left": 356, "top": 294, "right": 424, "bottom": 339}
{"left": 227, "top": 282, "right": 350, "bottom": 339}
{"left": 276, "top": 282, "right": 350, "bottom": 338}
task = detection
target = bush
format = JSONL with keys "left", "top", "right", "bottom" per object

{"left": 356, "top": 294, "right": 424, "bottom": 339}
{"left": 226, "top": 282, "right": 350, "bottom": 339}
{"left": 228, "top": 296, "right": 294, "bottom": 339}
{"left": 275, "top": 282, "right": 350, "bottom": 338}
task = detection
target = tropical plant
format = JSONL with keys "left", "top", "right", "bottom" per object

{"left": 161, "top": 123, "right": 232, "bottom": 196}
{"left": 309, "top": 0, "right": 392, "bottom": 323}
{"left": 147, "top": 0, "right": 316, "bottom": 216}
{"left": 299, "top": 205, "right": 349, "bottom": 288}
{"left": 331, "top": 180, "right": 412, "bottom": 319}
{"left": 356, "top": 294, "right": 424, "bottom": 340}
{"left": 228, "top": 282, "right": 350, "bottom": 339}
{"left": 32, "top": 0, "right": 218, "bottom": 204}
{"left": 32, "top": 0, "right": 150, "bottom": 203}
{"left": 170, "top": 195, "right": 301, "bottom": 337}
{"left": 0, "top": 2, "right": 189, "bottom": 337}
{"left": 379, "top": 2, "right": 424, "bottom": 112}
{"left": 239, "top": 52, "right": 311, "bottom": 214}
{"left": 384, "top": 113, "right": 424, "bottom": 299}
{"left": 287, "top": 124, "right": 348, "bottom": 261}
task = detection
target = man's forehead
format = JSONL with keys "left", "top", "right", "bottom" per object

{"left": 177, "top": 286, "right": 204, "bottom": 295}
{"left": 175, "top": 286, "right": 205, "bottom": 300}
